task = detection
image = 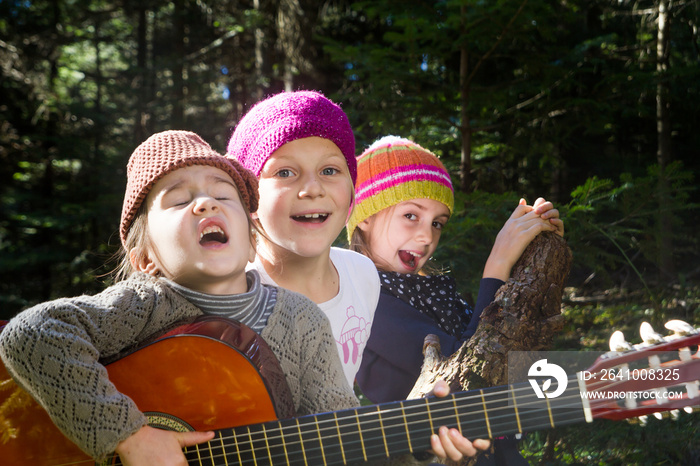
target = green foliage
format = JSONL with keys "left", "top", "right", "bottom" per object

{"left": 521, "top": 413, "right": 700, "bottom": 465}
{"left": 562, "top": 162, "right": 698, "bottom": 293}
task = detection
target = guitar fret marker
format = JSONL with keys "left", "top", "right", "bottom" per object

{"left": 510, "top": 385, "right": 523, "bottom": 433}
{"left": 376, "top": 406, "right": 390, "bottom": 457}
{"left": 218, "top": 431, "right": 230, "bottom": 466}
{"left": 313, "top": 415, "right": 328, "bottom": 465}
{"left": 333, "top": 412, "right": 347, "bottom": 463}
{"left": 261, "top": 423, "right": 273, "bottom": 466}
{"left": 206, "top": 438, "right": 214, "bottom": 466}
{"left": 543, "top": 393, "right": 555, "bottom": 428}
{"left": 295, "top": 418, "right": 309, "bottom": 465}
{"left": 354, "top": 408, "right": 368, "bottom": 462}
{"left": 480, "top": 390, "right": 492, "bottom": 438}
{"left": 425, "top": 398, "right": 435, "bottom": 434}
{"left": 400, "top": 401, "right": 414, "bottom": 453}
{"left": 234, "top": 429, "right": 243, "bottom": 465}
{"left": 246, "top": 426, "right": 258, "bottom": 466}
{"left": 451, "top": 395, "right": 462, "bottom": 435}
{"left": 278, "top": 421, "right": 290, "bottom": 464}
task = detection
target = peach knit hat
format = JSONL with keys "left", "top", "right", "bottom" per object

{"left": 120, "top": 130, "right": 259, "bottom": 246}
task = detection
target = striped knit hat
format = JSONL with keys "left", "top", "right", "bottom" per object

{"left": 347, "top": 136, "right": 454, "bottom": 241}
{"left": 120, "top": 130, "right": 259, "bottom": 246}
{"left": 226, "top": 90, "right": 357, "bottom": 184}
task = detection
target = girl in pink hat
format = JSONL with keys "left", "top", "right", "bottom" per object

{"left": 227, "top": 92, "right": 494, "bottom": 462}
{"left": 227, "top": 90, "right": 380, "bottom": 388}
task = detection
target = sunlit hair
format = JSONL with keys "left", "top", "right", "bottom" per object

{"left": 113, "top": 204, "right": 151, "bottom": 282}
{"left": 111, "top": 189, "right": 258, "bottom": 283}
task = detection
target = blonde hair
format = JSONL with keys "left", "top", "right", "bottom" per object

{"left": 112, "top": 204, "right": 151, "bottom": 282}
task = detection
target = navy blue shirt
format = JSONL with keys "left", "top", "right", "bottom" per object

{"left": 357, "top": 277, "right": 503, "bottom": 403}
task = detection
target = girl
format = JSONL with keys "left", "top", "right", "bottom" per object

{"left": 348, "top": 136, "right": 564, "bottom": 464}
{"left": 1, "top": 130, "right": 485, "bottom": 464}
{"left": 0, "top": 130, "right": 358, "bottom": 464}
{"left": 226, "top": 90, "right": 380, "bottom": 387}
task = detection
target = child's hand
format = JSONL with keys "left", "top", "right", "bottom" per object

{"left": 531, "top": 197, "right": 564, "bottom": 237}
{"left": 426, "top": 380, "right": 491, "bottom": 461}
{"left": 115, "top": 425, "right": 215, "bottom": 465}
{"left": 483, "top": 197, "right": 563, "bottom": 281}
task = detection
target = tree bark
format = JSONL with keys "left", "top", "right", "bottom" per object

{"left": 409, "top": 231, "right": 572, "bottom": 396}
{"left": 408, "top": 232, "right": 571, "bottom": 465}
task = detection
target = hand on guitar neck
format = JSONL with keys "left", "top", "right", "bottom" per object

{"left": 427, "top": 380, "right": 491, "bottom": 460}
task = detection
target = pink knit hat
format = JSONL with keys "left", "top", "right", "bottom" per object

{"left": 120, "top": 130, "right": 259, "bottom": 246}
{"left": 226, "top": 91, "right": 357, "bottom": 184}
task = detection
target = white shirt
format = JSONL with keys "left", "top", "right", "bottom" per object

{"left": 250, "top": 247, "right": 380, "bottom": 387}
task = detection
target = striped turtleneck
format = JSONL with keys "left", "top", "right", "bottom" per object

{"left": 164, "top": 270, "right": 277, "bottom": 334}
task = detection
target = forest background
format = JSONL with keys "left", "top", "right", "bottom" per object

{"left": 1, "top": 0, "right": 699, "bottom": 463}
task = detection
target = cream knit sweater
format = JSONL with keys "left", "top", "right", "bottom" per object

{"left": 0, "top": 272, "right": 359, "bottom": 460}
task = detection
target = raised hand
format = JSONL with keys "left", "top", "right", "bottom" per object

{"left": 483, "top": 198, "right": 564, "bottom": 281}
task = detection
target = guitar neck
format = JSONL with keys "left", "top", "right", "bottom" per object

{"left": 184, "top": 377, "right": 587, "bottom": 465}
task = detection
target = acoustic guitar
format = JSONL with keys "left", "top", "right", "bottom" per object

{"left": 1, "top": 317, "right": 698, "bottom": 465}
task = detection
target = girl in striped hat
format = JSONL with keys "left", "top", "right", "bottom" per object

{"left": 348, "top": 135, "right": 563, "bottom": 465}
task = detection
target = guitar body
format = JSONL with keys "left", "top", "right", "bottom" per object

{"left": 0, "top": 317, "right": 289, "bottom": 466}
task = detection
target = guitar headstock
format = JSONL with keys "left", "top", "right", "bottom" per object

{"left": 579, "top": 320, "right": 700, "bottom": 421}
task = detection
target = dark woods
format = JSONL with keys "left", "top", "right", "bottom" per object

{"left": 1, "top": 1, "right": 699, "bottom": 463}
{"left": 0, "top": 3, "right": 698, "bottom": 324}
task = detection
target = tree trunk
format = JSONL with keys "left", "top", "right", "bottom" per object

{"left": 459, "top": 6, "right": 473, "bottom": 193}
{"left": 135, "top": 6, "right": 149, "bottom": 145}
{"left": 409, "top": 231, "right": 572, "bottom": 395}
{"left": 408, "top": 232, "right": 571, "bottom": 465}
{"left": 253, "top": 0, "right": 265, "bottom": 100}
{"left": 655, "top": 0, "right": 675, "bottom": 279}
{"left": 172, "top": 0, "right": 185, "bottom": 128}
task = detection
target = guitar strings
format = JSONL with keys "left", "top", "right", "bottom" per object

{"left": 179, "top": 370, "right": 695, "bottom": 464}
{"left": 177, "top": 384, "right": 589, "bottom": 463}
{"left": 109, "top": 365, "right": 695, "bottom": 465}
{"left": 180, "top": 396, "right": 587, "bottom": 465}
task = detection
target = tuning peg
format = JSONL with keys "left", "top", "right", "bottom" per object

{"left": 609, "top": 330, "right": 633, "bottom": 352}
{"left": 684, "top": 407, "right": 694, "bottom": 414}
{"left": 671, "top": 409, "right": 680, "bottom": 420}
{"left": 639, "top": 415, "right": 648, "bottom": 425}
{"left": 664, "top": 319, "right": 698, "bottom": 336}
{"left": 653, "top": 412, "right": 663, "bottom": 420}
{"left": 640, "top": 322, "right": 666, "bottom": 345}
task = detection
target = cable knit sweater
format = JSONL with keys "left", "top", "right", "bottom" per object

{"left": 0, "top": 272, "right": 358, "bottom": 460}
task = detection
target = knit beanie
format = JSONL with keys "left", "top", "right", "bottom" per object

{"left": 226, "top": 90, "right": 357, "bottom": 184}
{"left": 347, "top": 136, "right": 454, "bottom": 241}
{"left": 120, "top": 130, "right": 259, "bottom": 246}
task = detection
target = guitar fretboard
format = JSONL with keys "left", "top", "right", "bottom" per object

{"left": 184, "top": 378, "right": 587, "bottom": 465}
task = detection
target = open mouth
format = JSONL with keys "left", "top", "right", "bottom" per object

{"left": 292, "top": 213, "right": 329, "bottom": 224}
{"left": 199, "top": 225, "right": 228, "bottom": 246}
{"left": 398, "top": 250, "right": 421, "bottom": 270}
